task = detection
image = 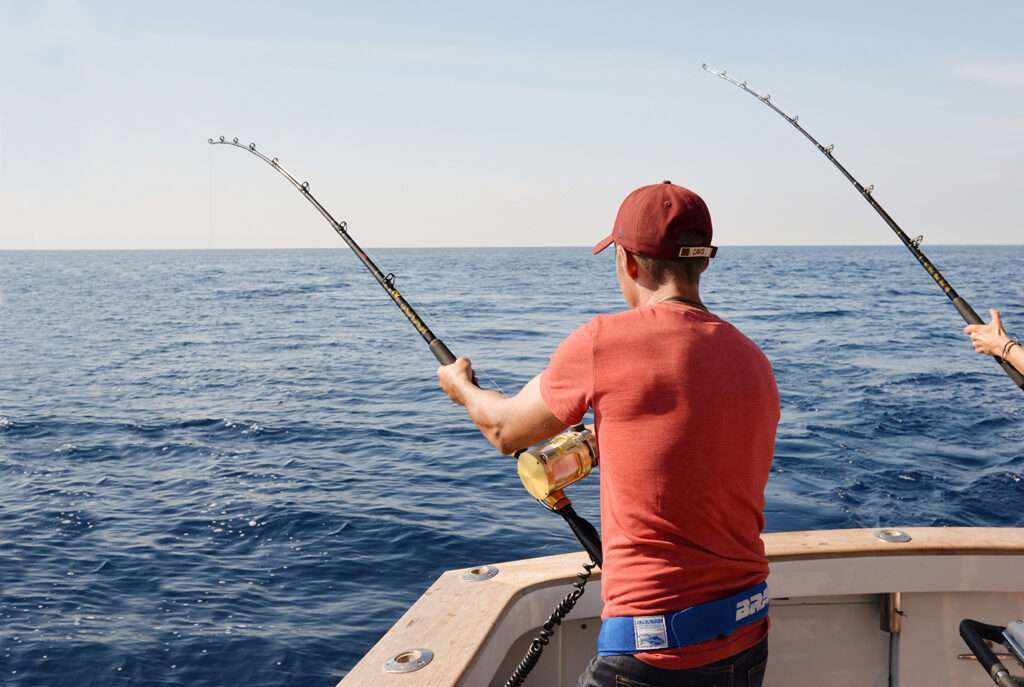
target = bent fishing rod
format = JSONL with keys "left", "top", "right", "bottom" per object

{"left": 207, "top": 135, "right": 603, "bottom": 567}
{"left": 702, "top": 65, "right": 1024, "bottom": 392}
{"left": 208, "top": 136, "right": 458, "bottom": 366}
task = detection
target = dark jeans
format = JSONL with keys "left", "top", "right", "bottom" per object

{"left": 577, "top": 638, "right": 768, "bottom": 687}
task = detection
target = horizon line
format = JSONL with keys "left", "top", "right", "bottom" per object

{"left": 2, "top": 243, "right": 1023, "bottom": 252}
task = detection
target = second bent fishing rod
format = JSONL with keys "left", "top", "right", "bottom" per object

{"left": 702, "top": 65, "right": 1024, "bottom": 392}
{"left": 207, "top": 135, "right": 604, "bottom": 566}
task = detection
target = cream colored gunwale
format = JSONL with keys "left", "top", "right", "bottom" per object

{"left": 337, "top": 527, "right": 1024, "bottom": 686}
{"left": 765, "top": 527, "right": 1024, "bottom": 560}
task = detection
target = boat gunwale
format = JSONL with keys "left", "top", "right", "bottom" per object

{"left": 337, "top": 527, "right": 1024, "bottom": 686}
{"left": 764, "top": 527, "right": 1024, "bottom": 560}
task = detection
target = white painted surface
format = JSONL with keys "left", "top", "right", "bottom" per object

{"left": 766, "top": 595, "right": 889, "bottom": 687}
{"left": 339, "top": 530, "right": 1024, "bottom": 687}
{"left": 898, "top": 592, "right": 1024, "bottom": 686}
{"left": 477, "top": 555, "right": 1024, "bottom": 686}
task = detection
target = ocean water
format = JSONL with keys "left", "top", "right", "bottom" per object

{"left": 1, "top": 246, "right": 1022, "bottom": 686}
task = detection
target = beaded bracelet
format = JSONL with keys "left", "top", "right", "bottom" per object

{"left": 1001, "top": 338, "right": 1020, "bottom": 360}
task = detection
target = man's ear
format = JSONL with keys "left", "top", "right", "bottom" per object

{"left": 623, "top": 250, "right": 640, "bottom": 280}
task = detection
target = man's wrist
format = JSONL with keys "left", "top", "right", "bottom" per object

{"left": 994, "top": 334, "right": 1013, "bottom": 357}
{"left": 1000, "top": 337, "right": 1020, "bottom": 359}
{"left": 454, "top": 377, "right": 480, "bottom": 406}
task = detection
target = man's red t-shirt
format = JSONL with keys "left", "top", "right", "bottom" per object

{"left": 540, "top": 301, "right": 779, "bottom": 669}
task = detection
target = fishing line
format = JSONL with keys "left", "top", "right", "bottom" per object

{"left": 702, "top": 65, "right": 1024, "bottom": 392}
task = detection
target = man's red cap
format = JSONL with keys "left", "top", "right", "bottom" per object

{"left": 592, "top": 181, "right": 717, "bottom": 259}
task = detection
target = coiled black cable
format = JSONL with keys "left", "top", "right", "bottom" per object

{"left": 503, "top": 560, "right": 598, "bottom": 687}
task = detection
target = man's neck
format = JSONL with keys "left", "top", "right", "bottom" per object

{"left": 633, "top": 282, "right": 703, "bottom": 309}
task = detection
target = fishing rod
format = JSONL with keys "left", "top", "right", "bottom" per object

{"left": 701, "top": 65, "right": 1024, "bottom": 392}
{"left": 208, "top": 136, "right": 606, "bottom": 565}
{"left": 210, "top": 135, "right": 603, "bottom": 687}
{"left": 207, "top": 136, "right": 458, "bottom": 366}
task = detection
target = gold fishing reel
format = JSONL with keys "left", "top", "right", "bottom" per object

{"left": 515, "top": 425, "right": 598, "bottom": 511}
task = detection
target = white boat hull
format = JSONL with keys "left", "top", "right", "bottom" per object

{"left": 339, "top": 528, "right": 1024, "bottom": 686}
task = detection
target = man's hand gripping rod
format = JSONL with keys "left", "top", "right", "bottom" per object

{"left": 208, "top": 136, "right": 457, "bottom": 366}
{"left": 701, "top": 66, "right": 1024, "bottom": 392}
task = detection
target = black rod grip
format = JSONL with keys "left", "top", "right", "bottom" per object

{"left": 430, "top": 337, "right": 480, "bottom": 387}
{"left": 953, "top": 299, "right": 1024, "bottom": 390}
{"left": 953, "top": 297, "right": 984, "bottom": 325}
{"left": 558, "top": 505, "right": 603, "bottom": 567}
{"left": 428, "top": 338, "right": 456, "bottom": 366}
{"left": 960, "top": 619, "right": 1011, "bottom": 684}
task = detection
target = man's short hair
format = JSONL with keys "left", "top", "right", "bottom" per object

{"left": 631, "top": 229, "right": 709, "bottom": 284}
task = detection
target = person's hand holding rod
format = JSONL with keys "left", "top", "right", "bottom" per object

{"left": 965, "top": 309, "right": 1024, "bottom": 375}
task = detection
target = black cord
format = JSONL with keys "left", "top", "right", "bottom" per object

{"left": 503, "top": 560, "right": 597, "bottom": 687}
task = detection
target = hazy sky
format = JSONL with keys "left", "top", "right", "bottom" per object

{"left": 2, "top": 1, "right": 1023, "bottom": 249}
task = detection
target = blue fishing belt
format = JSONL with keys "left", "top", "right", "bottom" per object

{"left": 597, "top": 582, "right": 769, "bottom": 655}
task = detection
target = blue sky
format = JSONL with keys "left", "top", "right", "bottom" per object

{"left": 1, "top": 1, "right": 1022, "bottom": 249}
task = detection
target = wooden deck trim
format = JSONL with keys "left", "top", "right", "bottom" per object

{"left": 338, "top": 527, "right": 1024, "bottom": 686}
{"left": 763, "top": 527, "right": 1024, "bottom": 560}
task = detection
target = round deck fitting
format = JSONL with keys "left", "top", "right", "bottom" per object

{"left": 461, "top": 565, "right": 498, "bottom": 582}
{"left": 874, "top": 528, "right": 912, "bottom": 543}
{"left": 384, "top": 648, "right": 433, "bottom": 674}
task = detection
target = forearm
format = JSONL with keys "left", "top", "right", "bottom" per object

{"left": 458, "top": 383, "right": 517, "bottom": 453}
{"left": 438, "top": 363, "right": 568, "bottom": 454}
{"left": 454, "top": 377, "right": 567, "bottom": 454}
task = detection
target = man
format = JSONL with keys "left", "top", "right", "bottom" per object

{"left": 438, "top": 181, "right": 779, "bottom": 687}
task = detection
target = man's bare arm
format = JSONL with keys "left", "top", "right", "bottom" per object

{"left": 438, "top": 358, "right": 568, "bottom": 454}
